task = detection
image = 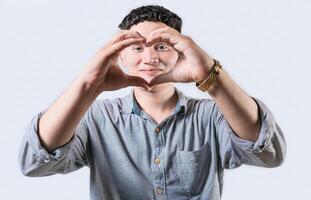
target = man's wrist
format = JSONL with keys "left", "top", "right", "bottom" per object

{"left": 196, "top": 58, "right": 222, "bottom": 92}
{"left": 74, "top": 76, "right": 101, "bottom": 99}
{"left": 196, "top": 57, "right": 215, "bottom": 83}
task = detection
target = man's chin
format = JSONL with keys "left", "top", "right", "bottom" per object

{"left": 135, "top": 74, "right": 166, "bottom": 92}
{"left": 135, "top": 84, "right": 159, "bottom": 92}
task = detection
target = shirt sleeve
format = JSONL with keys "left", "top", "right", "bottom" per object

{"left": 18, "top": 109, "right": 90, "bottom": 177}
{"left": 213, "top": 96, "right": 287, "bottom": 169}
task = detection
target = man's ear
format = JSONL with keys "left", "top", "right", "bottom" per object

{"left": 119, "top": 51, "right": 126, "bottom": 67}
{"left": 118, "top": 50, "right": 128, "bottom": 73}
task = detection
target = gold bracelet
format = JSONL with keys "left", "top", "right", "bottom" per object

{"left": 196, "top": 59, "right": 222, "bottom": 92}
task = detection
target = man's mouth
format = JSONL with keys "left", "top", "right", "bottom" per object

{"left": 139, "top": 69, "right": 162, "bottom": 75}
{"left": 139, "top": 68, "right": 162, "bottom": 71}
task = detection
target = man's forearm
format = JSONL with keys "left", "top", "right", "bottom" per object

{"left": 207, "top": 68, "right": 261, "bottom": 142}
{"left": 38, "top": 77, "right": 98, "bottom": 152}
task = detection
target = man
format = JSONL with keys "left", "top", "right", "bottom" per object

{"left": 19, "top": 5, "right": 286, "bottom": 200}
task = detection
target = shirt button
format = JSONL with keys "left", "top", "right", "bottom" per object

{"left": 155, "top": 127, "right": 160, "bottom": 133}
{"left": 154, "top": 158, "right": 160, "bottom": 164}
{"left": 156, "top": 187, "right": 163, "bottom": 195}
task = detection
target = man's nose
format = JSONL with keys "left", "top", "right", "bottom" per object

{"left": 142, "top": 47, "right": 159, "bottom": 65}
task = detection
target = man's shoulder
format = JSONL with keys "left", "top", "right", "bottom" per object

{"left": 91, "top": 96, "right": 125, "bottom": 111}
{"left": 185, "top": 95, "right": 214, "bottom": 109}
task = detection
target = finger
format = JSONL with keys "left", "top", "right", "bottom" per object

{"left": 147, "top": 32, "right": 180, "bottom": 48}
{"left": 126, "top": 75, "right": 150, "bottom": 90}
{"left": 106, "top": 37, "right": 145, "bottom": 57}
{"left": 147, "top": 26, "right": 177, "bottom": 40}
{"left": 106, "top": 30, "right": 145, "bottom": 47}
{"left": 148, "top": 71, "right": 174, "bottom": 87}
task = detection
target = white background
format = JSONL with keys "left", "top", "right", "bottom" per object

{"left": 0, "top": 0, "right": 310, "bottom": 199}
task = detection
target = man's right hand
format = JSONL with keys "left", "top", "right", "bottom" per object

{"left": 78, "top": 30, "right": 149, "bottom": 95}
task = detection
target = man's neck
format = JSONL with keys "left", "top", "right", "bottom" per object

{"left": 133, "top": 83, "right": 178, "bottom": 116}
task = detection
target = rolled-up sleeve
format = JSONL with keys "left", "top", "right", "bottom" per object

{"left": 18, "top": 109, "right": 90, "bottom": 177}
{"left": 214, "top": 97, "right": 287, "bottom": 169}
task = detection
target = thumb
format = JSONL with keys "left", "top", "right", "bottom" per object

{"left": 148, "top": 71, "right": 174, "bottom": 87}
{"left": 126, "top": 75, "right": 150, "bottom": 90}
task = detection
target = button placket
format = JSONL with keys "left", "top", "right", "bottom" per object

{"left": 153, "top": 125, "right": 167, "bottom": 199}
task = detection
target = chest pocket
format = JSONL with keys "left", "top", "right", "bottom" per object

{"left": 176, "top": 142, "right": 213, "bottom": 196}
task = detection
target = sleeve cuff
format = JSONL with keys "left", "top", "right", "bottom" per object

{"left": 224, "top": 96, "right": 275, "bottom": 153}
{"left": 26, "top": 110, "right": 76, "bottom": 164}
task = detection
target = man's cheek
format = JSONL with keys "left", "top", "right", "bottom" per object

{"left": 163, "top": 61, "right": 175, "bottom": 72}
{"left": 160, "top": 54, "right": 178, "bottom": 68}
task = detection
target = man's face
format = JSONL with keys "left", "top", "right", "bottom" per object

{"left": 120, "top": 21, "right": 179, "bottom": 84}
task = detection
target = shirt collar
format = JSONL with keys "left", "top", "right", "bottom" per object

{"left": 120, "top": 87, "right": 187, "bottom": 115}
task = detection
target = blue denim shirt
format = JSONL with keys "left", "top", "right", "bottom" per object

{"left": 18, "top": 87, "right": 286, "bottom": 200}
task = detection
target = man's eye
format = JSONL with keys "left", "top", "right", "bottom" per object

{"left": 155, "top": 45, "right": 169, "bottom": 51}
{"left": 132, "top": 46, "right": 143, "bottom": 52}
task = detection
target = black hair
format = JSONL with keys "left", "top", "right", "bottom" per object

{"left": 118, "top": 5, "right": 182, "bottom": 33}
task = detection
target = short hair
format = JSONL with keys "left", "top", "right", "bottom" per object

{"left": 118, "top": 5, "right": 182, "bottom": 33}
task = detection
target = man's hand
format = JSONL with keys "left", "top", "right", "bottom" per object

{"left": 78, "top": 30, "right": 150, "bottom": 95}
{"left": 146, "top": 26, "right": 215, "bottom": 88}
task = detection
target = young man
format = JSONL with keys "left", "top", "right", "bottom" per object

{"left": 19, "top": 5, "right": 286, "bottom": 200}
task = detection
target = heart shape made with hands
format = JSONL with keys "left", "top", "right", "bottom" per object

{"left": 132, "top": 27, "right": 215, "bottom": 90}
